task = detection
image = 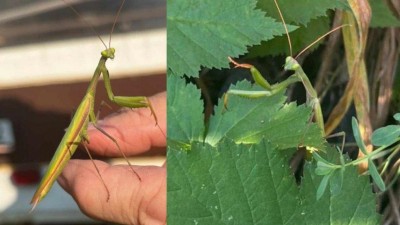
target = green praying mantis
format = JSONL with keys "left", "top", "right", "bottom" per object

{"left": 224, "top": 0, "right": 346, "bottom": 139}
{"left": 224, "top": 0, "right": 388, "bottom": 197}
{"left": 31, "top": 0, "right": 160, "bottom": 210}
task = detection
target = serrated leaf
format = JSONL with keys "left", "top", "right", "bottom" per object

{"left": 370, "top": 0, "right": 400, "bottom": 28}
{"left": 257, "top": 0, "right": 349, "bottom": 26}
{"left": 168, "top": 139, "right": 381, "bottom": 224}
{"left": 371, "top": 125, "right": 400, "bottom": 146}
{"left": 167, "top": 77, "right": 378, "bottom": 225}
{"left": 168, "top": 139, "right": 304, "bottom": 224}
{"left": 248, "top": 17, "right": 331, "bottom": 57}
{"left": 167, "top": 0, "right": 297, "bottom": 77}
{"left": 205, "top": 80, "right": 326, "bottom": 150}
{"left": 167, "top": 74, "right": 205, "bottom": 146}
{"left": 249, "top": 0, "right": 349, "bottom": 57}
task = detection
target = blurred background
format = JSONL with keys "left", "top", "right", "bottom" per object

{"left": 0, "top": 0, "right": 165, "bottom": 224}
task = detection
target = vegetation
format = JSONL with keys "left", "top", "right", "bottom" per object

{"left": 167, "top": 0, "right": 400, "bottom": 224}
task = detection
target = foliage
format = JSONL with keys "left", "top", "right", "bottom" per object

{"left": 251, "top": 0, "right": 349, "bottom": 56}
{"left": 167, "top": 0, "right": 296, "bottom": 77}
{"left": 167, "top": 78, "right": 381, "bottom": 224}
{"left": 167, "top": 0, "right": 384, "bottom": 224}
{"left": 205, "top": 81, "right": 324, "bottom": 149}
{"left": 371, "top": 113, "right": 400, "bottom": 146}
{"left": 370, "top": 0, "right": 400, "bottom": 27}
{"left": 168, "top": 0, "right": 349, "bottom": 76}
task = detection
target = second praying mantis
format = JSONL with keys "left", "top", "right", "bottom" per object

{"left": 224, "top": 0, "right": 346, "bottom": 139}
{"left": 31, "top": 0, "right": 160, "bottom": 210}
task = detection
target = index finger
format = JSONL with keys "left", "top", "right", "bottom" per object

{"left": 86, "top": 92, "right": 166, "bottom": 157}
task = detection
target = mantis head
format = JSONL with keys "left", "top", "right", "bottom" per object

{"left": 284, "top": 56, "right": 300, "bottom": 71}
{"left": 101, "top": 48, "right": 116, "bottom": 59}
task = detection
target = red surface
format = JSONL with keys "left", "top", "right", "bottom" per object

{"left": 11, "top": 168, "right": 41, "bottom": 185}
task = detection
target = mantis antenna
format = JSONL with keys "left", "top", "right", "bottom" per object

{"left": 274, "top": 0, "right": 350, "bottom": 59}
{"left": 273, "top": 0, "right": 348, "bottom": 60}
{"left": 62, "top": 0, "right": 107, "bottom": 49}
{"left": 109, "top": 0, "right": 126, "bottom": 48}
{"left": 295, "top": 25, "right": 348, "bottom": 59}
{"left": 273, "top": 0, "right": 292, "bottom": 57}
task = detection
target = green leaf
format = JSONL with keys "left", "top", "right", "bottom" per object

{"left": 313, "top": 152, "right": 334, "bottom": 165}
{"left": 370, "top": 0, "right": 400, "bottom": 28}
{"left": 371, "top": 125, "right": 400, "bottom": 146}
{"left": 205, "top": 81, "right": 326, "bottom": 150}
{"left": 368, "top": 159, "right": 386, "bottom": 191}
{"left": 257, "top": 0, "right": 349, "bottom": 26}
{"left": 315, "top": 161, "right": 335, "bottom": 175}
{"left": 167, "top": 0, "right": 297, "bottom": 77}
{"left": 330, "top": 168, "right": 344, "bottom": 196}
{"left": 394, "top": 113, "right": 400, "bottom": 122}
{"left": 168, "top": 139, "right": 304, "bottom": 224}
{"left": 167, "top": 79, "right": 380, "bottom": 223}
{"left": 248, "top": 17, "right": 331, "bottom": 57}
{"left": 249, "top": 0, "right": 349, "bottom": 57}
{"left": 301, "top": 149, "right": 381, "bottom": 224}
{"left": 167, "top": 74, "right": 205, "bottom": 147}
{"left": 313, "top": 149, "right": 347, "bottom": 199}
{"left": 314, "top": 150, "right": 345, "bottom": 195}
{"left": 352, "top": 117, "right": 368, "bottom": 155}
{"left": 168, "top": 139, "right": 381, "bottom": 224}
{"left": 316, "top": 173, "right": 331, "bottom": 200}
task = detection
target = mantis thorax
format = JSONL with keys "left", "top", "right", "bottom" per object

{"left": 101, "top": 48, "right": 116, "bottom": 59}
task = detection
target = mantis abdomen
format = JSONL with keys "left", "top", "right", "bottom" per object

{"left": 31, "top": 93, "right": 92, "bottom": 208}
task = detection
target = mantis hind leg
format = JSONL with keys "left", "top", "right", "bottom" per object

{"left": 325, "top": 131, "right": 346, "bottom": 153}
{"left": 63, "top": 134, "right": 111, "bottom": 201}
{"left": 80, "top": 136, "right": 111, "bottom": 201}
{"left": 96, "top": 101, "right": 113, "bottom": 120}
{"left": 90, "top": 122, "right": 142, "bottom": 181}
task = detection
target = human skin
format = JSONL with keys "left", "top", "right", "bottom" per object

{"left": 58, "top": 92, "right": 166, "bottom": 225}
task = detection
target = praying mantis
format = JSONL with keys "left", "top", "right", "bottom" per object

{"left": 224, "top": 0, "right": 387, "bottom": 196}
{"left": 225, "top": 0, "right": 345, "bottom": 138}
{"left": 30, "top": 0, "right": 160, "bottom": 210}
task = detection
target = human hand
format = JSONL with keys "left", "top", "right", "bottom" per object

{"left": 58, "top": 92, "right": 166, "bottom": 225}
